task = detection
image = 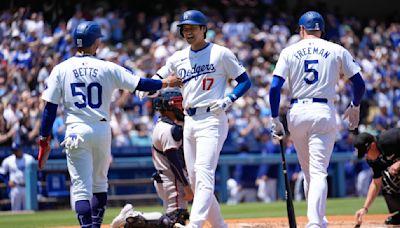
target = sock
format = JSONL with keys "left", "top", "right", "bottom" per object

{"left": 75, "top": 200, "right": 92, "bottom": 228}
{"left": 91, "top": 192, "right": 107, "bottom": 228}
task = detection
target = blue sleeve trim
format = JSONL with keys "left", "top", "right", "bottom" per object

{"left": 40, "top": 102, "right": 58, "bottom": 137}
{"left": 349, "top": 72, "right": 365, "bottom": 106}
{"left": 136, "top": 78, "right": 162, "bottom": 91}
{"left": 269, "top": 75, "right": 285, "bottom": 118}
{"left": 229, "top": 72, "right": 251, "bottom": 101}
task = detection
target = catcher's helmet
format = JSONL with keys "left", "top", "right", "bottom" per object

{"left": 73, "top": 21, "right": 103, "bottom": 48}
{"left": 177, "top": 10, "right": 207, "bottom": 37}
{"left": 153, "top": 89, "right": 184, "bottom": 120}
{"left": 298, "top": 11, "right": 325, "bottom": 32}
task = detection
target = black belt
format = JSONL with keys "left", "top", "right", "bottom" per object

{"left": 186, "top": 107, "right": 211, "bottom": 116}
{"left": 290, "top": 98, "right": 328, "bottom": 104}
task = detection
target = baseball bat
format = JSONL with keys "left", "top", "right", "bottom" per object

{"left": 278, "top": 138, "right": 297, "bottom": 228}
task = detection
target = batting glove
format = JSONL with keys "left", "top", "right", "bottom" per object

{"left": 271, "top": 117, "right": 285, "bottom": 138}
{"left": 38, "top": 136, "right": 51, "bottom": 170}
{"left": 343, "top": 102, "right": 360, "bottom": 130}
{"left": 209, "top": 96, "right": 234, "bottom": 115}
{"left": 61, "top": 133, "right": 84, "bottom": 150}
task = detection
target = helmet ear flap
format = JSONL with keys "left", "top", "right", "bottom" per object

{"left": 180, "top": 27, "right": 184, "bottom": 37}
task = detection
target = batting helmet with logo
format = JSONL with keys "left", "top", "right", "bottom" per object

{"left": 177, "top": 10, "right": 208, "bottom": 37}
{"left": 298, "top": 11, "right": 325, "bottom": 32}
{"left": 73, "top": 21, "right": 103, "bottom": 48}
{"left": 153, "top": 89, "right": 184, "bottom": 121}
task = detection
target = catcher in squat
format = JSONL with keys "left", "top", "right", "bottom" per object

{"left": 111, "top": 89, "right": 193, "bottom": 228}
{"left": 354, "top": 128, "right": 400, "bottom": 226}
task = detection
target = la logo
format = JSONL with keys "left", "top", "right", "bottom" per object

{"left": 184, "top": 14, "right": 189, "bottom": 20}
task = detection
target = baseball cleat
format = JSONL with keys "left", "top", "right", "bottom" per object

{"left": 125, "top": 210, "right": 147, "bottom": 228}
{"left": 110, "top": 204, "right": 134, "bottom": 228}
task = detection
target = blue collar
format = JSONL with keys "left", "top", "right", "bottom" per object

{"left": 190, "top": 42, "right": 210, "bottom": 53}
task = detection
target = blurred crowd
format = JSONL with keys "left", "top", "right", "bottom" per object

{"left": 0, "top": 3, "right": 399, "bottom": 198}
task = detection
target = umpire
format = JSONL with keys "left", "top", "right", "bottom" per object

{"left": 354, "top": 128, "right": 400, "bottom": 226}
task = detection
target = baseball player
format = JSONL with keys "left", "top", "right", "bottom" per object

{"left": 0, "top": 143, "right": 35, "bottom": 211}
{"left": 111, "top": 89, "right": 193, "bottom": 228}
{"left": 150, "top": 10, "right": 252, "bottom": 228}
{"left": 354, "top": 129, "right": 400, "bottom": 226}
{"left": 269, "top": 11, "right": 365, "bottom": 227}
{"left": 37, "top": 21, "right": 181, "bottom": 228}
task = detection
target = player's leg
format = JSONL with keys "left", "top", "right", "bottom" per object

{"left": 159, "top": 170, "right": 188, "bottom": 214}
{"left": 383, "top": 194, "right": 400, "bottom": 225}
{"left": 10, "top": 188, "right": 23, "bottom": 211}
{"left": 67, "top": 148, "right": 93, "bottom": 227}
{"left": 65, "top": 124, "right": 94, "bottom": 227}
{"left": 305, "top": 104, "right": 337, "bottom": 228}
{"left": 306, "top": 131, "right": 335, "bottom": 227}
{"left": 183, "top": 116, "right": 196, "bottom": 188}
{"left": 91, "top": 122, "right": 112, "bottom": 228}
{"left": 189, "top": 113, "right": 228, "bottom": 228}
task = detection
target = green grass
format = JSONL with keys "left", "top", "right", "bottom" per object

{"left": 0, "top": 197, "right": 387, "bottom": 228}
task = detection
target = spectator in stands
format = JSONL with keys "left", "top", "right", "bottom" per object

{"left": 226, "top": 142, "right": 258, "bottom": 205}
{"left": 255, "top": 130, "right": 280, "bottom": 202}
{"left": 0, "top": 103, "right": 17, "bottom": 147}
{"left": 0, "top": 143, "right": 35, "bottom": 211}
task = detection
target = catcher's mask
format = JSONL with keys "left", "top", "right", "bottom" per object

{"left": 153, "top": 90, "right": 184, "bottom": 121}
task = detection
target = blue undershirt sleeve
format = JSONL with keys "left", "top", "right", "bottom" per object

{"left": 40, "top": 102, "right": 58, "bottom": 137}
{"left": 349, "top": 72, "right": 365, "bottom": 106}
{"left": 228, "top": 72, "right": 252, "bottom": 101}
{"left": 136, "top": 78, "right": 162, "bottom": 91}
{"left": 269, "top": 75, "right": 285, "bottom": 118}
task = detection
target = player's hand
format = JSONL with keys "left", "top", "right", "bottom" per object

{"left": 271, "top": 117, "right": 285, "bottom": 138}
{"left": 355, "top": 207, "right": 368, "bottom": 225}
{"left": 135, "top": 90, "right": 159, "bottom": 101}
{"left": 209, "top": 97, "right": 233, "bottom": 115}
{"left": 38, "top": 136, "right": 51, "bottom": 170}
{"left": 389, "top": 161, "right": 400, "bottom": 176}
{"left": 61, "top": 133, "right": 84, "bottom": 150}
{"left": 344, "top": 102, "right": 360, "bottom": 130}
{"left": 163, "top": 74, "right": 182, "bottom": 88}
{"left": 8, "top": 180, "right": 16, "bottom": 188}
{"left": 183, "top": 185, "right": 194, "bottom": 201}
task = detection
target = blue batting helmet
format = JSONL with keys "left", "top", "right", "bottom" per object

{"left": 73, "top": 21, "right": 103, "bottom": 48}
{"left": 298, "top": 11, "right": 325, "bottom": 32}
{"left": 177, "top": 10, "right": 207, "bottom": 27}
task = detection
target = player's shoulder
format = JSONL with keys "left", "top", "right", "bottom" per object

{"left": 210, "top": 43, "right": 230, "bottom": 53}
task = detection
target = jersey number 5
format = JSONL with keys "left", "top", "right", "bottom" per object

{"left": 202, "top": 78, "right": 214, "bottom": 90}
{"left": 304, "top": 60, "right": 318, "bottom": 85}
{"left": 71, "top": 82, "right": 102, "bottom": 109}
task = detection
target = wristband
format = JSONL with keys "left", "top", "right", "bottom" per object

{"left": 363, "top": 207, "right": 368, "bottom": 213}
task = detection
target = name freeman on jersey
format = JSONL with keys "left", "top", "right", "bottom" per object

{"left": 293, "top": 47, "right": 331, "bottom": 60}
{"left": 179, "top": 63, "right": 216, "bottom": 83}
{"left": 73, "top": 67, "right": 99, "bottom": 78}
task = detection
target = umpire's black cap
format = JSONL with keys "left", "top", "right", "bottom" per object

{"left": 354, "top": 132, "right": 375, "bottom": 159}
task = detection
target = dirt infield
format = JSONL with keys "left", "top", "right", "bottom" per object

{"left": 219, "top": 214, "right": 390, "bottom": 227}
{"left": 54, "top": 214, "right": 392, "bottom": 228}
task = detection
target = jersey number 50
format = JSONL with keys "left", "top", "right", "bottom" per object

{"left": 304, "top": 60, "right": 318, "bottom": 85}
{"left": 71, "top": 82, "right": 102, "bottom": 109}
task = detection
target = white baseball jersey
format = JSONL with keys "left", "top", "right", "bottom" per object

{"left": 42, "top": 56, "right": 140, "bottom": 124}
{"left": 156, "top": 43, "right": 245, "bottom": 108}
{"left": 273, "top": 38, "right": 360, "bottom": 100}
{"left": 0, "top": 154, "right": 35, "bottom": 185}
